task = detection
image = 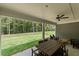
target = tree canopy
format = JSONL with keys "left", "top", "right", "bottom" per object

{"left": 0, "top": 16, "right": 56, "bottom": 34}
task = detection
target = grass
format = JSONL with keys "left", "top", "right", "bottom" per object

{"left": 1, "top": 31, "right": 55, "bottom": 56}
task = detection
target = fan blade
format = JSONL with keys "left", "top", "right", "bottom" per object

{"left": 56, "top": 15, "right": 59, "bottom": 18}
{"left": 60, "top": 14, "right": 64, "bottom": 18}
{"left": 61, "top": 17, "right": 69, "bottom": 19}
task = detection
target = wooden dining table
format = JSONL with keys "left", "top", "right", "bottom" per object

{"left": 38, "top": 40, "right": 62, "bottom": 56}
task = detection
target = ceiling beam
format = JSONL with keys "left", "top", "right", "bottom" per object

{"left": 69, "top": 3, "right": 75, "bottom": 19}
{"left": 0, "top": 6, "right": 57, "bottom": 25}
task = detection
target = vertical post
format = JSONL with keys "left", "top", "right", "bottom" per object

{"left": 13, "top": 18, "right": 15, "bottom": 34}
{"left": 55, "top": 24, "right": 58, "bottom": 37}
{"left": 42, "top": 22, "right": 45, "bottom": 40}
{"left": 0, "top": 18, "right": 1, "bottom": 38}
{"left": 8, "top": 17, "right": 10, "bottom": 34}
{"left": 0, "top": 18, "right": 1, "bottom": 55}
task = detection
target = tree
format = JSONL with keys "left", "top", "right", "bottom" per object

{"left": 0, "top": 15, "right": 56, "bottom": 34}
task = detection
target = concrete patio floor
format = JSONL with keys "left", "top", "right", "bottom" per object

{"left": 12, "top": 47, "right": 37, "bottom": 56}
{"left": 12, "top": 45, "right": 79, "bottom": 56}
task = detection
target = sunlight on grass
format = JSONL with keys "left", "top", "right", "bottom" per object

{"left": 1, "top": 31, "right": 55, "bottom": 56}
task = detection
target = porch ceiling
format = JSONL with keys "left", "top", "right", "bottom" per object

{"left": 0, "top": 3, "right": 79, "bottom": 24}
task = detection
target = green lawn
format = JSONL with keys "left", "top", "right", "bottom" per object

{"left": 1, "top": 31, "right": 55, "bottom": 56}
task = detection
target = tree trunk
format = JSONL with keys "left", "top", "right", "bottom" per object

{"left": 23, "top": 20, "right": 25, "bottom": 33}
{"left": 32, "top": 23, "right": 35, "bottom": 32}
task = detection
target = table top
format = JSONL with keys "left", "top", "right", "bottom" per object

{"left": 58, "top": 39, "right": 69, "bottom": 44}
{"left": 38, "top": 40, "right": 61, "bottom": 56}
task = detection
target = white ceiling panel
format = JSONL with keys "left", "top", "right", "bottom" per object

{"left": 0, "top": 3, "right": 79, "bottom": 24}
{"left": 71, "top": 4, "right": 79, "bottom": 20}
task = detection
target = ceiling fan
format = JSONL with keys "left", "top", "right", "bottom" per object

{"left": 56, "top": 14, "right": 69, "bottom": 21}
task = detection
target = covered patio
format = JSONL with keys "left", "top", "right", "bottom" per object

{"left": 0, "top": 3, "right": 79, "bottom": 56}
